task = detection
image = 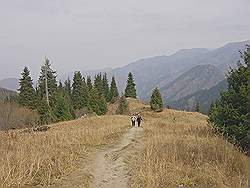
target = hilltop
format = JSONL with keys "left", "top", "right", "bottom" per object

{"left": 0, "top": 99, "right": 249, "bottom": 187}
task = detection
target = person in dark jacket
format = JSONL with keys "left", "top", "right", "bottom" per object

{"left": 131, "top": 116, "right": 136, "bottom": 127}
{"left": 136, "top": 113, "right": 143, "bottom": 127}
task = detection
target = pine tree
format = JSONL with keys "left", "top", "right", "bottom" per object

{"left": 86, "top": 76, "right": 93, "bottom": 91}
{"left": 87, "top": 88, "right": 101, "bottom": 115}
{"left": 116, "top": 95, "right": 129, "bottom": 115}
{"left": 18, "top": 67, "right": 36, "bottom": 108}
{"left": 195, "top": 102, "right": 200, "bottom": 112}
{"left": 125, "top": 72, "right": 137, "bottom": 98}
{"left": 150, "top": 87, "right": 163, "bottom": 112}
{"left": 108, "top": 76, "right": 119, "bottom": 102}
{"left": 54, "top": 92, "right": 73, "bottom": 121}
{"left": 37, "top": 57, "right": 58, "bottom": 107}
{"left": 36, "top": 58, "right": 58, "bottom": 123}
{"left": 37, "top": 99, "right": 57, "bottom": 124}
{"left": 102, "top": 73, "right": 109, "bottom": 101}
{"left": 64, "top": 78, "right": 72, "bottom": 97}
{"left": 94, "top": 73, "right": 103, "bottom": 95}
{"left": 72, "top": 71, "right": 88, "bottom": 109}
{"left": 209, "top": 46, "right": 250, "bottom": 151}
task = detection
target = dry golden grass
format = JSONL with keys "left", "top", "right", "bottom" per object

{"left": 0, "top": 115, "right": 129, "bottom": 187}
{"left": 129, "top": 109, "right": 250, "bottom": 188}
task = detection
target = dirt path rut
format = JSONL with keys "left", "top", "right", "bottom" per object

{"left": 89, "top": 127, "right": 143, "bottom": 188}
{"left": 49, "top": 127, "right": 143, "bottom": 188}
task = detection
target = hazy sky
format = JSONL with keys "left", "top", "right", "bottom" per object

{"left": 0, "top": 0, "right": 250, "bottom": 80}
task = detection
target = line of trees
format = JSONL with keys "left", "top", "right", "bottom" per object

{"left": 18, "top": 58, "right": 121, "bottom": 124}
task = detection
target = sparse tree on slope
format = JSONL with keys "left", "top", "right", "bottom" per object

{"left": 108, "top": 76, "right": 119, "bottom": 102}
{"left": 116, "top": 95, "right": 129, "bottom": 115}
{"left": 209, "top": 46, "right": 250, "bottom": 151}
{"left": 18, "top": 67, "right": 36, "bottom": 108}
{"left": 195, "top": 102, "right": 200, "bottom": 112}
{"left": 150, "top": 87, "right": 163, "bottom": 112}
{"left": 125, "top": 72, "right": 137, "bottom": 98}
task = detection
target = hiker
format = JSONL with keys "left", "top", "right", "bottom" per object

{"left": 137, "top": 113, "right": 143, "bottom": 127}
{"left": 131, "top": 116, "right": 136, "bottom": 127}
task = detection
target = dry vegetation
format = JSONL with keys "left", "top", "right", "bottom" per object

{"left": 0, "top": 102, "right": 40, "bottom": 131}
{"left": 128, "top": 109, "right": 250, "bottom": 187}
{"left": 0, "top": 115, "right": 129, "bottom": 187}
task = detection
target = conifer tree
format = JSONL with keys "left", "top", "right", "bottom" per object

{"left": 36, "top": 96, "right": 56, "bottom": 124}
{"left": 94, "top": 73, "right": 103, "bottom": 95}
{"left": 18, "top": 67, "right": 36, "bottom": 108}
{"left": 37, "top": 58, "right": 58, "bottom": 123}
{"left": 150, "top": 87, "right": 163, "bottom": 112}
{"left": 102, "top": 73, "right": 109, "bottom": 101}
{"left": 72, "top": 71, "right": 88, "bottom": 109}
{"left": 209, "top": 46, "right": 250, "bottom": 151}
{"left": 37, "top": 58, "right": 58, "bottom": 107}
{"left": 87, "top": 88, "right": 101, "bottom": 115}
{"left": 116, "top": 95, "right": 129, "bottom": 115}
{"left": 195, "top": 102, "right": 200, "bottom": 112}
{"left": 108, "top": 76, "right": 119, "bottom": 102}
{"left": 64, "top": 78, "right": 72, "bottom": 97}
{"left": 125, "top": 72, "right": 137, "bottom": 98}
{"left": 86, "top": 76, "right": 93, "bottom": 91}
{"left": 54, "top": 92, "right": 73, "bottom": 121}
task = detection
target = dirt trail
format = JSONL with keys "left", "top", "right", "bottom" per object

{"left": 49, "top": 127, "right": 143, "bottom": 188}
{"left": 89, "top": 127, "right": 143, "bottom": 188}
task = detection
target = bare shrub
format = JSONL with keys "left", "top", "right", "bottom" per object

{"left": 0, "top": 102, "right": 40, "bottom": 130}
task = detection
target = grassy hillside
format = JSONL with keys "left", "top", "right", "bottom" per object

{"left": 0, "top": 115, "right": 129, "bottom": 187}
{"left": 128, "top": 109, "right": 249, "bottom": 187}
{"left": 0, "top": 99, "right": 249, "bottom": 187}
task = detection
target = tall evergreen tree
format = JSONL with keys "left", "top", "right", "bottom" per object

{"left": 94, "top": 73, "right": 103, "bottom": 95}
{"left": 54, "top": 92, "right": 74, "bottom": 121}
{"left": 150, "top": 87, "right": 163, "bottom": 112}
{"left": 116, "top": 95, "right": 129, "bottom": 115}
{"left": 102, "top": 73, "right": 109, "bottom": 101}
{"left": 36, "top": 58, "right": 58, "bottom": 123}
{"left": 64, "top": 78, "right": 72, "bottom": 97}
{"left": 18, "top": 67, "right": 36, "bottom": 108}
{"left": 71, "top": 71, "right": 88, "bottom": 109}
{"left": 209, "top": 46, "right": 250, "bottom": 151}
{"left": 86, "top": 76, "right": 93, "bottom": 91}
{"left": 125, "top": 72, "right": 137, "bottom": 98}
{"left": 195, "top": 102, "right": 200, "bottom": 112}
{"left": 37, "top": 57, "right": 58, "bottom": 107}
{"left": 108, "top": 76, "right": 119, "bottom": 102}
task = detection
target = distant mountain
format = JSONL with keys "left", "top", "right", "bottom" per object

{"left": 111, "top": 48, "right": 210, "bottom": 99}
{"left": 0, "top": 87, "right": 17, "bottom": 101}
{"left": 161, "top": 64, "right": 225, "bottom": 102}
{"left": 0, "top": 78, "right": 19, "bottom": 91}
{"left": 110, "top": 40, "right": 248, "bottom": 100}
{"left": 196, "top": 40, "right": 250, "bottom": 71}
{"left": 169, "top": 79, "right": 228, "bottom": 113}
